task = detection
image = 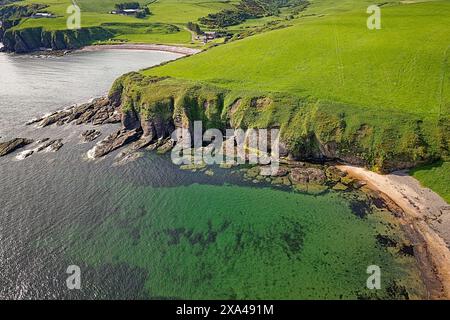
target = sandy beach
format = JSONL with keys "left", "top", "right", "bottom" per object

{"left": 338, "top": 165, "right": 450, "bottom": 299}
{"left": 82, "top": 43, "right": 202, "bottom": 56}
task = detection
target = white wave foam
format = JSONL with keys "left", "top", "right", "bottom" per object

{"left": 86, "top": 146, "right": 97, "bottom": 160}
{"left": 15, "top": 150, "right": 34, "bottom": 160}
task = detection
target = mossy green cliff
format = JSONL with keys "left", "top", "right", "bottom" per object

{"left": 2, "top": 26, "right": 113, "bottom": 52}
{"left": 109, "top": 72, "right": 449, "bottom": 172}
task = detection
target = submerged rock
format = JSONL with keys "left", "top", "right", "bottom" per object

{"left": 180, "top": 163, "right": 207, "bottom": 171}
{"left": 245, "top": 166, "right": 260, "bottom": 178}
{"left": 113, "top": 151, "right": 144, "bottom": 167}
{"left": 325, "top": 166, "right": 346, "bottom": 182}
{"left": 353, "top": 180, "right": 367, "bottom": 189}
{"left": 260, "top": 165, "right": 289, "bottom": 177}
{"left": 81, "top": 129, "right": 101, "bottom": 143}
{"left": 156, "top": 139, "right": 175, "bottom": 154}
{"left": 289, "top": 167, "right": 326, "bottom": 184}
{"left": 0, "top": 138, "right": 34, "bottom": 157}
{"left": 332, "top": 182, "right": 348, "bottom": 191}
{"left": 40, "top": 110, "right": 72, "bottom": 127}
{"left": 271, "top": 176, "right": 291, "bottom": 186}
{"left": 45, "top": 139, "right": 63, "bottom": 152}
{"left": 26, "top": 116, "right": 45, "bottom": 126}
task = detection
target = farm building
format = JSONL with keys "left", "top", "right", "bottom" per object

{"left": 31, "top": 12, "right": 54, "bottom": 18}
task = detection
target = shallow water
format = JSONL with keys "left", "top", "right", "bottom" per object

{"left": 0, "top": 49, "right": 425, "bottom": 299}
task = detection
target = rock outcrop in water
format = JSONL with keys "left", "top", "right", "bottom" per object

{"left": 0, "top": 138, "right": 33, "bottom": 156}
{"left": 30, "top": 97, "right": 121, "bottom": 127}
{"left": 46, "top": 139, "right": 63, "bottom": 152}
{"left": 289, "top": 167, "right": 326, "bottom": 184}
{"left": 89, "top": 128, "right": 141, "bottom": 158}
{"left": 3, "top": 138, "right": 66, "bottom": 160}
{"left": 81, "top": 129, "right": 101, "bottom": 143}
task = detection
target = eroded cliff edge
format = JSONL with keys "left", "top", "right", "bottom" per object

{"left": 2, "top": 26, "right": 113, "bottom": 53}
{"left": 0, "top": 2, "right": 114, "bottom": 53}
{"left": 108, "top": 72, "right": 450, "bottom": 173}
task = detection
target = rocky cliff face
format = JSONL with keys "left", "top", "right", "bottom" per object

{"left": 109, "top": 72, "right": 449, "bottom": 172}
{"left": 0, "top": 3, "right": 45, "bottom": 43}
{"left": 2, "top": 26, "right": 114, "bottom": 53}
{"left": 0, "top": 19, "right": 19, "bottom": 42}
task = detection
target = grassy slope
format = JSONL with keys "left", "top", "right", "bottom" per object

{"left": 411, "top": 161, "right": 450, "bottom": 203}
{"left": 139, "top": 0, "right": 449, "bottom": 196}
{"left": 13, "top": 0, "right": 237, "bottom": 45}
{"left": 143, "top": 1, "right": 450, "bottom": 116}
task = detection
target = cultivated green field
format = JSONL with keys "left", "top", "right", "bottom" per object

{"left": 144, "top": 1, "right": 450, "bottom": 116}
{"left": 12, "top": 0, "right": 238, "bottom": 45}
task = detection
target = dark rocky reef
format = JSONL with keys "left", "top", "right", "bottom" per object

{"left": 89, "top": 128, "right": 141, "bottom": 158}
{"left": 81, "top": 129, "right": 101, "bottom": 143}
{"left": 0, "top": 138, "right": 33, "bottom": 156}
{"left": 29, "top": 97, "right": 121, "bottom": 127}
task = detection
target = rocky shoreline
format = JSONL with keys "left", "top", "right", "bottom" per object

{"left": 0, "top": 137, "right": 65, "bottom": 160}
{"left": 1, "top": 96, "right": 119, "bottom": 159}
{"left": 25, "top": 97, "right": 121, "bottom": 127}
{"left": 0, "top": 92, "right": 447, "bottom": 299}
{"left": 0, "top": 137, "right": 33, "bottom": 157}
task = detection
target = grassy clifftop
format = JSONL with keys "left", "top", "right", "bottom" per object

{"left": 4, "top": 0, "right": 237, "bottom": 46}
{"left": 110, "top": 72, "right": 448, "bottom": 173}
{"left": 143, "top": 1, "right": 450, "bottom": 116}
{"left": 104, "top": 1, "right": 450, "bottom": 189}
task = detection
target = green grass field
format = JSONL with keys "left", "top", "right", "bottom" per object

{"left": 12, "top": 0, "right": 238, "bottom": 45}
{"left": 143, "top": 1, "right": 450, "bottom": 116}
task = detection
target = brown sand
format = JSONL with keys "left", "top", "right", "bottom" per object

{"left": 338, "top": 165, "right": 450, "bottom": 299}
{"left": 82, "top": 44, "right": 201, "bottom": 56}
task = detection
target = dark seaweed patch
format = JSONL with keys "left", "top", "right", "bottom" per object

{"left": 376, "top": 234, "right": 397, "bottom": 248}
{"left": 399, "top": 244, "right": 415, "bottom": 257}
{"left": 65, "top": 262, "right": 149, "bottom": 299}
{"left": 166, "top": 227, "right": 185, "bottom": 245}
{"left": 349, "top": 199, "right": 371, "bottom": 218}
{"left": 281, "top": 220, "right": 305, "bottom": 260}
{"left": 371, "top": 197, "right": 387, "bottom": 209}
{"left": 386, "top": 281, "right": 410, "bottom": 300}
{"left": 165, "top": 219, "right": 230, "bottom": 248}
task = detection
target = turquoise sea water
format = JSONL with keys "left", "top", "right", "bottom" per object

{"left": 0, "top": 49, "right": 425, "bottom": 299}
